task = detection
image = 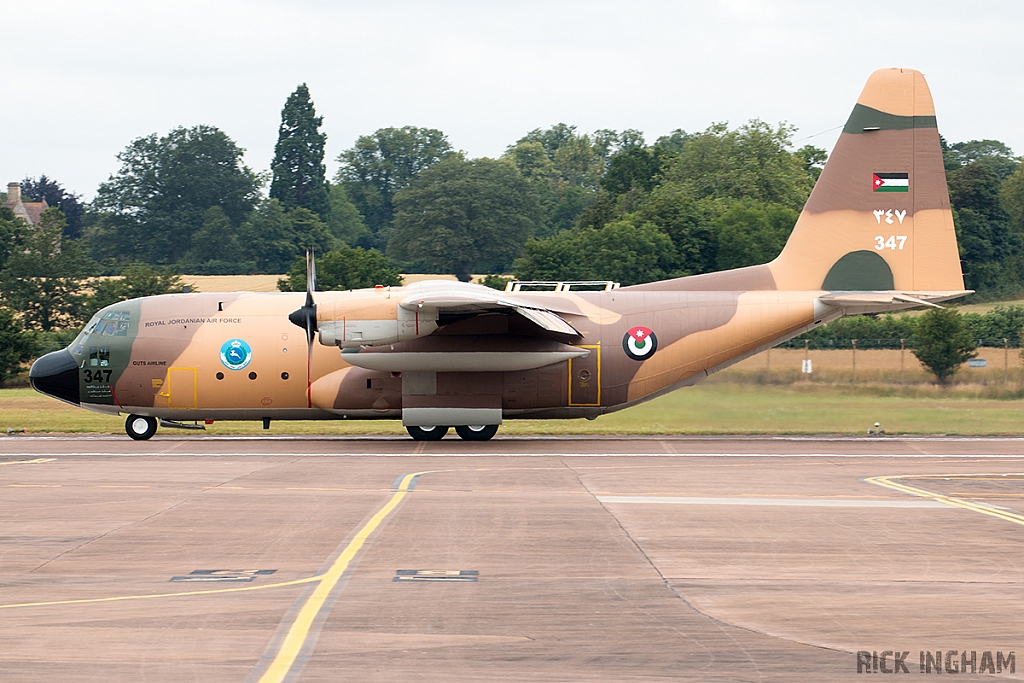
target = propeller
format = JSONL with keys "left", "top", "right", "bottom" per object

{"left": 287, "top": 250, "right": 318, "bottom": 407}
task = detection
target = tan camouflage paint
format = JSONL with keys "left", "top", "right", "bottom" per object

{"left": 60, "top": 68, "right": 966, "bottom": 426}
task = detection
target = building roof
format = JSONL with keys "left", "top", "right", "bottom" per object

{"left": 3, "top": 182, "right": 48, "bottom": 225}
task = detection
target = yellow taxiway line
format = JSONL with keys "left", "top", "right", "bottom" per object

{"left": 0, "top": 576, "right": 322, "bottom": 610}
{"left": 255, "top": 470, "right": 429, "bottom": 683}
{"left": 866, "top": 474, "right": 1024, "bottom": 528}
{"left": 0, "top": 457, "right": 56, "bottom": 466}
{"left": 0, "top": 469, "right": 430, "bottom": 664}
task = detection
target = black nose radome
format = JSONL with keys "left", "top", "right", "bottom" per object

{"left": 30, "top": 349, "right": 80, "bottom": 406}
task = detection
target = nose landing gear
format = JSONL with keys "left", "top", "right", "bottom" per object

{"left": 126, "top": 415, "right": 158, "bottom": 441}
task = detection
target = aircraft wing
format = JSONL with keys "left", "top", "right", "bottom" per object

{"left": 399, "top": 282, "right": 581, "bottom": 337}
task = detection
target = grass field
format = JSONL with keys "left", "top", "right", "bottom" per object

{"left": 4, "top": 381, "right": 1024, "bottom": 436}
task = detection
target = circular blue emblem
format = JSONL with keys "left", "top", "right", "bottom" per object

{"left": 220, "top": 339, "right": 252, "bottom": 370}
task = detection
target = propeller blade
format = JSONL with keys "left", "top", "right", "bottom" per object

{"left": 288, "top": 248, "right": 318, "bottom": 347}
{"left": 306, "top": 248, "right": 317, "bottom": 306}
{"left": 297, "top": 248, "right": 319, "bottom": 409}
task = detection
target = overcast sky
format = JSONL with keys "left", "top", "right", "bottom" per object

{"left": 2, "top": 0, "right": 1022, "bottom": 200}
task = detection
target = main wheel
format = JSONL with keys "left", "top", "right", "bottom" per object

{"left": 455, "top": 424, "right": 499, "bottom": 441}
{"left": 406, "top": 425, "right": 449, "bottom": 441}
{"left": 126, "top": 415, "right": 158, "bottom": 441}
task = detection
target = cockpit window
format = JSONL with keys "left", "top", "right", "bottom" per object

{"left": 78, "top": 310, "right": 130, "bottom": 346}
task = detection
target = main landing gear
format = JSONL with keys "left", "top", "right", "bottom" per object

{"left": 126, "top": 414, "right": 158, "bottom": 441}
{"left": 405, "top": 424, "right": 499, "bottom": 441}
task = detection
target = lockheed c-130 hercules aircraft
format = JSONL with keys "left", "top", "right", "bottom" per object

{"left": 31, "top": 68, "right": 969, "bottom": 441}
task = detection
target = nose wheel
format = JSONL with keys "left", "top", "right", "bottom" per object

{"left": 126, "top": 415, "right": 158, "bottom": 441}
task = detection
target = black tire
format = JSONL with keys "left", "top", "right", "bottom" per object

{"left": 455, "top": 424, "right": 499, "bottom": 441}
{"left": 126, "top": 415, "right": 158, "bottom": 441}
{"left": 406, "top": 425, "right": 449, "bottom": 441}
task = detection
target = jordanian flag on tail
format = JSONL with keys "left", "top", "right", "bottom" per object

{"left": 873, "top": 172, "right": 909, "bottom": 192}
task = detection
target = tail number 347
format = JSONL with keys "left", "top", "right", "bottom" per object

{"left": 874, "top": 235, "right": 907, "bottom": 251}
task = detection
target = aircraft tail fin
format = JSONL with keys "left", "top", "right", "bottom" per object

{"left": 770, "top": 68, "right": 965, "bottom": 294}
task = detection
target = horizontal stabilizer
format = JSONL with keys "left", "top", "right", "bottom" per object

{"left": 817, "top": 290, "right": 972, "bottom": 312}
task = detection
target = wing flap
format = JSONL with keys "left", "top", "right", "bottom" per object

{"left": 513, "top": 307, "right": 579, "bottom": 335}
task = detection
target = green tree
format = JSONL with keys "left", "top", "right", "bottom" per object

{"left": 714, "top": 202, "right": 798, "bottom": 270}
{"left": 948, "top": 163, "right": 1020, "bottom": 294}
{"left": 387, "top": 157, "right": 540, "bottom": 280}
{"left": 479, "top": 274, "right": 512, "bottom": 290}
{"left": 326, "top": 183, "right": 370, "bottom": 246}
{"left": 634, "top": 185, "right": 720, "bottom": 276}
{"left": 514, "top": 219, "right": 677, "bottom": 286}
{"left": 658, "top": 120, "right": 812, "bottom": 212}
{"left": 179, "top": 207, "right": 252, "bottom": 274}
{"left": 91, "top": 125, "right": 260, "bottom": 265}
{"left": 0, "top": 307, "right": 36, "bottom": 385}
{"left": 270, "top": 83, "right": 330, "bottom": 221}
{"left": 511, "top": 123, "right": 614, "bottom": 191}
{"left": 514, "top": 123, "right": 578, "bottom": 160}
{"left": 277, "top": 245, "right": 402, "bottom": 292}
{"left": 0, "top": 206, "right": 25, "bottom": 269}
{"left": 287, "top": 206, "right": 337, "bottom": 256}
{"left": 943, "top": 139, "right": 1020, "bottom": 179}
{"left": 794, "top": 145, "right": 828, "bottom": 182}
{"left": 1002, "top": 161, "right": 1024, "bottom": 234}
{"left": 88, "top": 264, "right": 185, "bottom": 314}
{"left": 0, "top": 208, "right": 95, "bottom": 331}
{"left": 961, "top": 305, "right": 1024, "bottom": 345}
{"left": 654, "top": 129, "right": 693, "bottom": 153}
{"left": 506, "top": 125, "right": 635, "bottom": 236}
{"left": 565, "top": 120, "right": 812, "bottom": 280}
{"left": 236, "top": 201, "right": 341, "bottom": 275}
{"left": 336, "top": 127, "right": 455, "bottom": 248}
{"left": 238, "top": 199, "right": 302, "bottom": 274}
{"left": 389, "top": 157, "right": 541, "bottom": 281}
{"left": 20, "top": 175, "right": 86, "bottom": 239}
{"left": 912, "top": 308, "right": 977, "bottom": 385}
{"left": 601, "top": 146, "right": 673, "bottom": 196}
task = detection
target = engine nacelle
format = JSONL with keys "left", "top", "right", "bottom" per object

{"left": 318, "top": 305, "right": 438, "bottom": 348}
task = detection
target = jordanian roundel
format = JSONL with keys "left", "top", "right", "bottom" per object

{"left": 623, "top": 326, "right": 658, "bottom": 360}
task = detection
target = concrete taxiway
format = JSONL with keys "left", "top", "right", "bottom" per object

{"left": 1, "top": 435, "right": 1023, "bottom": 681}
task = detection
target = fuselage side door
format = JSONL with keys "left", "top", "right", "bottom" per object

{"left": 568, "top": 345, "right": 600, "bottom": 406}
{"left": 167, "top": 367, "right": 197, "bottom": 409}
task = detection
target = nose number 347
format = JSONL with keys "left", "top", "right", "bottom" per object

{"left": 874, "top": 235, "right": 907, "bottom": 251}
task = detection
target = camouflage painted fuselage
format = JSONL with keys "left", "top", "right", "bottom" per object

{"left": 66, "top": 287, "right": 827, "bottom": 422}
{"left": 31, "top": 67, "right": 972, "bottom": 432}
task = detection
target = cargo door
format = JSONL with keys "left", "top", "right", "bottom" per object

{"left": 568, "top": 345, "right": 600, "bottom": 406}
{"left": 167, "top": 367, "right": 197, "bottom": 409}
